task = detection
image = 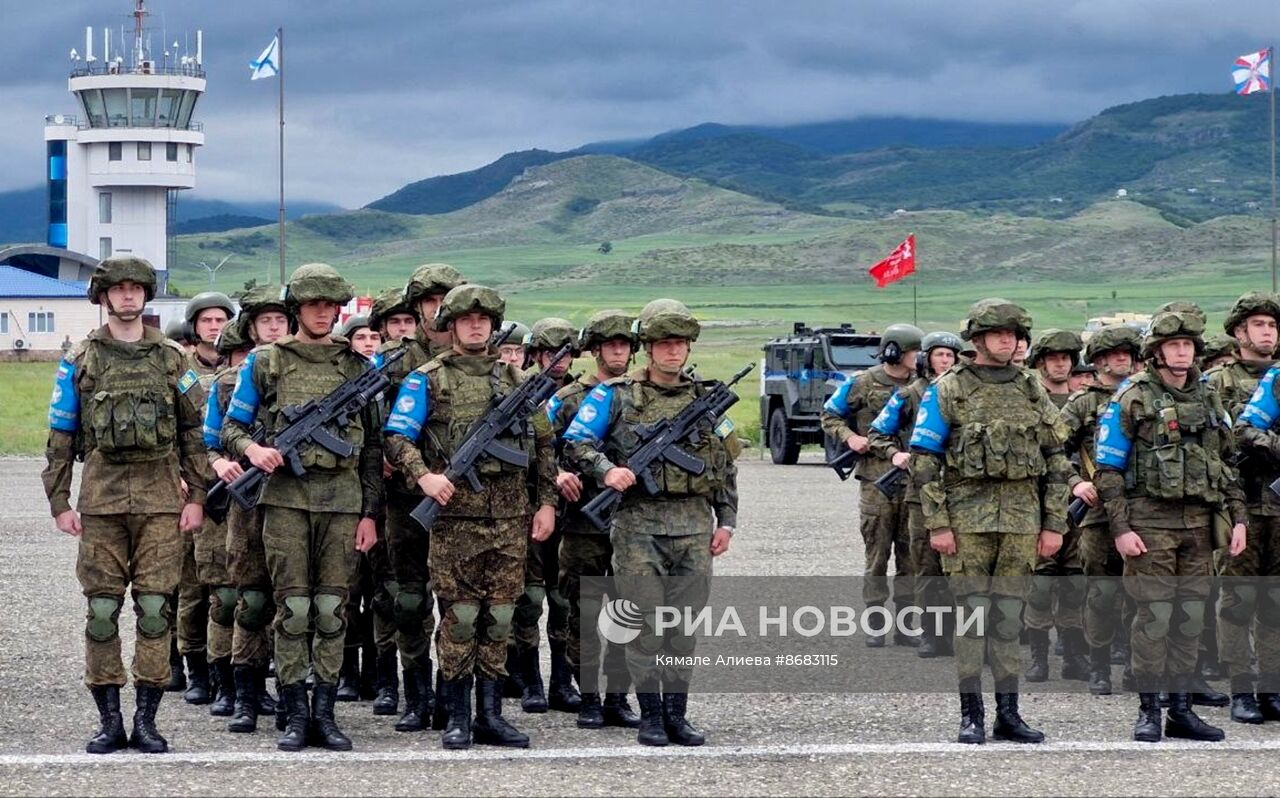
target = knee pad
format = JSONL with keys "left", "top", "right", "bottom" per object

{"left": 991, "top": 596, "right": 1025, "bottom": 642}
{"left": 85, "top": 595, "right": 122, "bottom": 643}
{"left": 279, "top": 595, "right": 312, "bottom": 639}
{"left": 1087, "top": 577, "right": 1121, "bottom": 613}
{"left": 211, "top": 586, "right": 238, "bottom": 627}
{"left": 238, "top": 589, "right": 271, "bottom": 632}
{"left": 1260, "top": 587, "right": 1280, "bottom": 628}
{"left": 1175, "top": 599, "right": 1206, "bottom": 639}
{"left": 446, "top": 601, "right": 480, "bottom": 644}
{"left": 393, "top": 586, "right": 426, "bottom": 635}
{"left": 1060, "top": 573, "right": 1087, "bottom": 609}
{"left": 134, "top": 593, "right": 170, "bottom": 639}
{"left": 1141, "top": 601, "right": 1174, "bottom": 640}
{"left": 519, "top": 585, "right": 547, "bottom": 612}
{"left": 484, "top": 602, "right": 516, "bottom": 643}
{"left": 373, "top": 580, "right": 399, "bottom": 622}
{"left": 1221, "top": 584, "right": 1259, "bottom": 626}
{"left": 1026, "top": 575, "right": 1055, "bottom": 612}
{"left": 314, "top": 592, "right": 345, "bottom": 639}
{"left": 957, "top": 594, "right": 991, "bottom": 639}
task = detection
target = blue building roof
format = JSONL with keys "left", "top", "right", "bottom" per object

{"left": 0, "top": 265, "right": 87, "bottom": 298}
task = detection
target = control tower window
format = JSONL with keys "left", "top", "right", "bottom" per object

{"left": 176, "top": 91, "right": 196, "bottom": 129}
{"left": 81, "top": 89, "right": 107, "bottom": 128}
{"left": 138, "top": 142, "right": 151, "bottom": 161}
{"left": 99, "top": 192, "right": 112, "bottom": 224}
{"left": 166, "top": 143, "right": 178, "bottom": 162}
{"left": 157, "top": 89, "right": 180, "bottom": 127}
{"left": 130, "top": 88, "right": 158, "bottom": 127}
{"left": 108, "top": 142, "right": 122, "bottom": 161}
{"left": 99, "top": 237, "right": 113, "bottom": 260}
{"left": 102, "top": 89, "right": 126, "bottom": 127}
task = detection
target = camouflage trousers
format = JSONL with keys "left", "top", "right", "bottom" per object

{"left": 512, "top": 526, "right": 570, "bottom": 654}
{"left": 175, "top": 531, "right": 209, "bottom": 656}
{"left": 941, "top": 532, "right": 1037, "bottom": 688}
{"left": 262, "top": 506, "right": 358, "bottom": 686}
{"left": 858, "top": 481, "right": 912, "bottom": 608}
{"left": 559, "top": 531, "right": 630, "bottom": 694}
{"left": 77, "top": 513, "right": 182, "bottom": 688}
{"left": 1024, "top": 523, "right": 1084, "bottom": 633}
{"left": 226, "top": 503, "right": 273, "bottom": 667}
{"left": 193, "top": 516, "right": 234, "bottom": 661}
{"left": 347, "top": 532, "right": 397, "bottom": 657}
{"left": 908, "top": 502, "right": 951, "bottom": 612}
{"left": 430, "top": 517, "right": 526, "bottom": 681}
{"left": 1218, "top": 513, "right": 1280, "bottom": 691}
{"left": 1122, "top": 525, "right": 1213, "bottom": 691}
{"left": 386, "top": 492, "right": 437, "bottom": 671}
{"left": 1080, "top": 522, "right": 1129, "bottom": 650}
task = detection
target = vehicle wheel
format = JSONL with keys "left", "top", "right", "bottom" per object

{"left": 768, "top": 408, "right": 800, "bottom": 465}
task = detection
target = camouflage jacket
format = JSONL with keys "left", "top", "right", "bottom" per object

{"left": 1058, "top": 381, "right": 1121, "bottom": 526}
{"left": 43, "top": 325, "right": 210, "bottom": 516}
{"left": 867, "top": 376, "right": 927, "bottom": 504}
{"left": 1231, "top": 364, "right": 1280, "bottom": 515}
{"left": 820, "top": 364, "right": 913, "bottom": 480}
{"left": 548, "top": 373, "right": 604, "bottom": 533}
{"left": 376, "top": 329, "right": 450, "bottom": 496}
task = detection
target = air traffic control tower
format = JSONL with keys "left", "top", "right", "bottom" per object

{"left": 44, "top": 1, "right": 204, "bottom": 293}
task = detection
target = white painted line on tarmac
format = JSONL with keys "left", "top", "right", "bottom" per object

{"left": 3, "top": 739, "right": 1280, "bottom": 768}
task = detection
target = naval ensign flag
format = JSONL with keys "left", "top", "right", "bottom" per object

{"left": 250, "top": 36, "right": 280, "bottom": 80}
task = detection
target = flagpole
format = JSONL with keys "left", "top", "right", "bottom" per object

{"left": 275, "top": 25, "right": 285, "bottom": 286}
{"left": 1271, "top": 45, "right": 1277, "bottom": 292}
{"left": 912, "top": 274, "right": 919, "bottom": 326}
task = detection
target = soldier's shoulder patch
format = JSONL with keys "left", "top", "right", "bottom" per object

{"left": 714, "top": 417, "right": 735, "bottom": 439}
{"left": 178, "top": 369, "right": 200, "bottom": 394}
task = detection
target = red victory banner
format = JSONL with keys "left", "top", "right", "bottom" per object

{"left": 868, "top": 234, "right": 916, "bottom": 288}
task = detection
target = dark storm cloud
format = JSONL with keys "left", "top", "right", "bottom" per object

{"left": 0, "top": 0, "right": 1275, "bottom": 205}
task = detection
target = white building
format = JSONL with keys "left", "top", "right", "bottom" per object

{"left": 0, "top": 265, "right": 101, "bottom": 356}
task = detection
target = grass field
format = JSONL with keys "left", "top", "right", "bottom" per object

{"left": 0, "top": 362, "right": 57, "bottom": 455}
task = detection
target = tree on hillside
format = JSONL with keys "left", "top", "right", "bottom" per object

{"left": 598, "top": 241, "right": 613, "bottom": 254}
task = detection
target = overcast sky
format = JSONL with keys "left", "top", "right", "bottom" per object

{"left": 1, "top": 0, "right": 1276, "bottom": 207}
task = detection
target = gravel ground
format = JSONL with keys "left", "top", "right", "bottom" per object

{"left": 2, "top": 454, "right": 1278, "bottom": 797}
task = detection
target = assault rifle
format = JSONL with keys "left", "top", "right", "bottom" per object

{"left": 827, "top": 448, "right": 858, "bottom": 481}
{"left": 410, "top": 344, "right": 575, "bottom": 532}
{"left": 873, "top": 465, "right": 908, "bottom": 498}
{"left": 1068, "top": 497, "right": 1089, "bottom": 525}
{"left": 204, "top": 425, "right": 264, "bottom": 524}
{"left": 214, "top": 347, "right": 407, "bottom": 514}
{"left": 580, "top": 363, "right": 755, "bottom": 532}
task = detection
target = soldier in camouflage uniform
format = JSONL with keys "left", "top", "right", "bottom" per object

{"left": 548, "top": 310, "right": 643, "bottom": 729}
{"left": 174, "top": 291, "right": 236, "bottom": 703}
{"left": 376, "top": 263, "right": 466, "bottom": 733}
{"left": 909, "top": 298, "right": 1071, "bottom": 745}
{"left": 1024, "top": 329, "right": 1090, "bottom": 683}
{"left": 44, "top": 256, "right": 210, "bottom": 754}
{"left": 384, "top": 284, "right": 558, "bottom": 749}
{"left": 1203, "top": 333, "right": 1240, "bottom": 372}
{"left": 1058, "top": 325, "right": 1141, "bottom": 696}
{"left": 1095, "top": 308, "right": 1247, "bottom": 742}
{"left": 497, "top": 321, "right": 531, "bottom": 368}
{"left": 1216, "top": 292, "right": 1280, "bottom": 723}
{"left": 821, "top": 323, "right": 923, "bottom": 646}
{"left": 223, "top": 263, "right": 383, "bottom": 751}
{"left": 507, "top": 317, "right": 582, "bottom": 714}
{"left": 868, "top": 330, "right": 963, "bottom": 658}
{"left": 564, "top": 299, "right": 739, "bottom": 747}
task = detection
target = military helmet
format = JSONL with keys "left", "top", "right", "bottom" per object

{"left": 285, "top": 263, "right": 354, "bottom": 306}
{"left": 635, "top": 298, "right": 700, "bottom": 343}
{"left": 579, "top": 309, "right": 638, "bottom": 352}
{"left": 1154, "top": 300, "right": 1206, "bottom": 325}
{"left": 1142, "top": 310, "right": 1206, "bottom": 359}
{"left": 1202, "top": 333, "right": 1240, "bottom": 363}
{"left": 877, "top": 323, "right": 924, "bottom": 364}
{"left": 369, "top": 287, "right": 417, "bottom": 332}
{"left": 184, "top": 291, "right": 236, "bottom": 324}
{"left": 338, "top": 314, "right": 372, "bottom": 339}
{"left": 921, "top": 331, "right": 964, "bottom": 354}
{"left": 1224, "top": 291, "right": 1280, "bottom": 334}
{"left": 496, "top": 321, "right": 530, "bottom": 347}
{"left": 961, "top": 298, "right": 1032, "bottom": 341}
{"left": 525, "top": 317, "right": 578, "bottom": 353}
{"left": 88, "top": 255, "right": 157, "bottom": 304}
{"left": 404, "top": 263, "right": 465, "bottom": 308}
{"left": 238, "top": 284, "right": 291, "bottom": 322}
{"left": 214, "top": 317, "right": 251, "bottom": 356}
{"left": 164, "top": 317, "right": 188, "bottom": 344}
{"left": 1028, "top": 328, "right": 1084, "bottom": 366}
{"left": 433, "top": 284, "right": 505, "bottom": 332}
{"left": 1084, "top": 324, "right": 1142, "bottom": 362}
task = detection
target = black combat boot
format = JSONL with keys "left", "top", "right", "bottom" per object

{"left": 277, "top": 682, "right": 310, "bottom": 752}
{"left": 1166, "top": 691, "right": 1225, "bottom": 741}
{"left": 1188, "top": 675, "right": 1230, "bottom": 707}
{"left": 1121, "top": 664, "right": 1138, "bottom": 693}
{"left": 256, "top": 664, "right": 277, "bottom": 716}
{"left": 417, "top": 659, "right": 437, "bottom": 726}
{"left": 603, "top": 692, "right": 641, "bottom": 728}
{"left": 209, "top": 657, "right": 236, "bottom": 717}
{"left": 183, "top": 652, "right": 211, "bottom": 705}
{"left": 1231, "top": 692, "right": 1264, "bottom": 724}
{"left": 865, "top": 601, "right": 886, "bottom": 648}
{"left": 165, "top": 639, "right": 186, "bottom": 692}
{"left": 548, "top": 641, "right": 582, "bottom": 712}
{"left": 227, "top": 665, "right": 259, "bottom": 733}
{"left": 1025, "top": 629, "right": 1050, "bottom": 683}
{"left": 395, "top": 668, "right": 427, "bottom": 731}
{"left": 1260, "top": 684, "right": 1280, "bottom": 722}
{"left": 1053, "top": 629, "right": 1064, "bottom": 656}
{"left": 309, "top": 683, "right": 353, "bottom": 751}
{"left": 577, "top": 692, "right": 604, "bottom": 728}
{"left": 520, "top": 648, "right": 548, "bottom": 713}
{"left": 360, "top": 638, "right": 378, "bottom": 701}
{"left": 1060, "top": 628, "right": 1090, "bottom": 681}
{"left": 916, "top": 626, "right": 940, "bottom": 658}
{"left": 892, "top": 603, "right": 920, "bottom": 648}
{"left": 431, "top": 668, "right": 450, "bottom": 730}
{"left": 473, "top": 677, "right": 531, "bottom": 748}
{"left": 1134, "top": 692, "right": 1162, "bottom": 742}
{"left": 274, "top": 677, "right": 289, "bottom": 732}
{"left": 129, "top": 685, "right": 169, "bottom": 754}
{"left": 1111, "top": 629, "right": 1131, "bottom": 665}
{"left": 441, "top": 675, "right": 473, "bottom": 750}
{"left": 992, "top": 692, "right": 1044, "bottom": 743}
{"left": 662, "top": 691, "right": 706, "bottom": 746}
{"left": 502, "top": 646, "right": 525, "bottom": 699}
{"left": 336, "top": 647, "right": 360, "bottom": 702}
{"left": 957, "top": 690, "right": 985, "bottom": 745}
{"left": 86, "top": 685, "right": 127, "bottom": 754}
{"left": 1087, "top": 646, "right": 1113, "bottom": 696}
{"left": 635, "top": 691, "right": 669, "bottom": 746}
{"left": 372, "top": 649, "right": 400, "bottom": 716}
